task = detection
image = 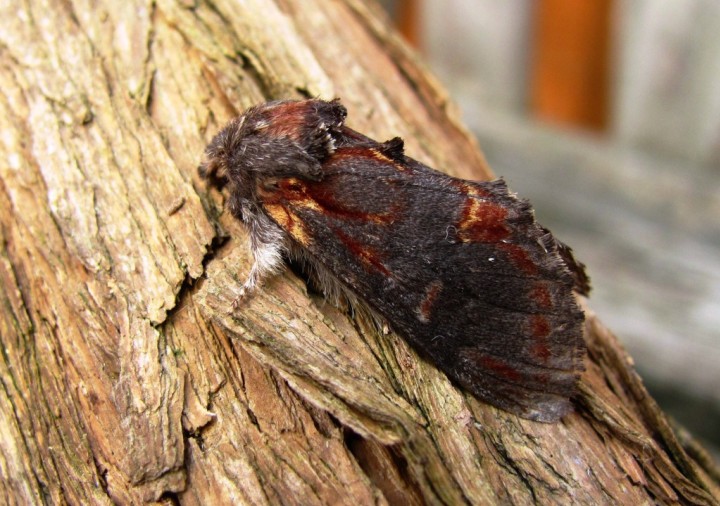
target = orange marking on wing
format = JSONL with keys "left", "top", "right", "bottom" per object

{"left": 529, "top": 283, "right": 553, "bottom": 309}
{"left": 370, "top": 148, "right": 393, "bottom": 164}
{"left": 334, "top": 228, "right": 390, "bottom": 276}
{"left": 307, "top": 178, "right": 396, "bottom": 224}
{"left": 497, "top": 242, "right": 538, "bottom": 275}
{"left": 531, "top": 315, "right": 551, "bottom": 338}
{"left": 456, "top": 198, "right": 511, "bottom": 243}
{"left": 265, "top": 174, "right": 399, "bottom": 225}
{"left": 477, "top": 354, "right": 522, "bottom": 382}
{"left": 265, "top": 203, "right": 310, "bottom": 246}
{"left": 331, "top": 147, "right": 407, "bottom": 171}
{"left": 263, "top": 178, "right": 321, "bottom": 212}
{"left": 529, "top": 314, "right": 551, "bottom": 362}
{"left": 452, "top": 181, "right": 540, "bottom": 275}
{"left": 451, "top": 180, "right": 492, "bottom": 198}
{"left": 417, "top": 280, "right": 443, "bottom": 323}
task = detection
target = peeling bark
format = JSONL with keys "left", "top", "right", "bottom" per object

{"left": 0, "top": 0, "right": 718, "bottom": 504}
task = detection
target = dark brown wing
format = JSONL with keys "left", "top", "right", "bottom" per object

{"left": 259, "top": 144, "right": 586, "bottom": 422}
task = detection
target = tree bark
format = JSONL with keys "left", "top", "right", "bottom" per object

{"left": 0, "top": 0, "right": 717, "bottom": 504}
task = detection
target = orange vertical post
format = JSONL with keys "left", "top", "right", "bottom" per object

{"left": 395, "top": 0, "right": 421, "bottom": 48}
{"left": 529, "top": 0, "right": 613, "bottom": 131}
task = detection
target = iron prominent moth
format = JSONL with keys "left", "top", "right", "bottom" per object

{"left": 199, "top": 99, "right": 590, "bottom": 422}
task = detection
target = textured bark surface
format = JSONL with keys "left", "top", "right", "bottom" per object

{"left": 0, "top": 0, "right": 718, "bottom": 504}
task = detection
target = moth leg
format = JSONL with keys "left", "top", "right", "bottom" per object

{"left": 233, "top": 209, "right": 287, "bottom": 308}
{"left": 234, "top": 241, "right": 284, "bottom": 307}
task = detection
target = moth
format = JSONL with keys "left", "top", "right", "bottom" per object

{"left": 199, "top": 98, "right": 590, "bottom": 422}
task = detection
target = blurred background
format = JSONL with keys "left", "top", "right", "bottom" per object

{"left": 378, "top": 0, "right": 720, "bottom": 456}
